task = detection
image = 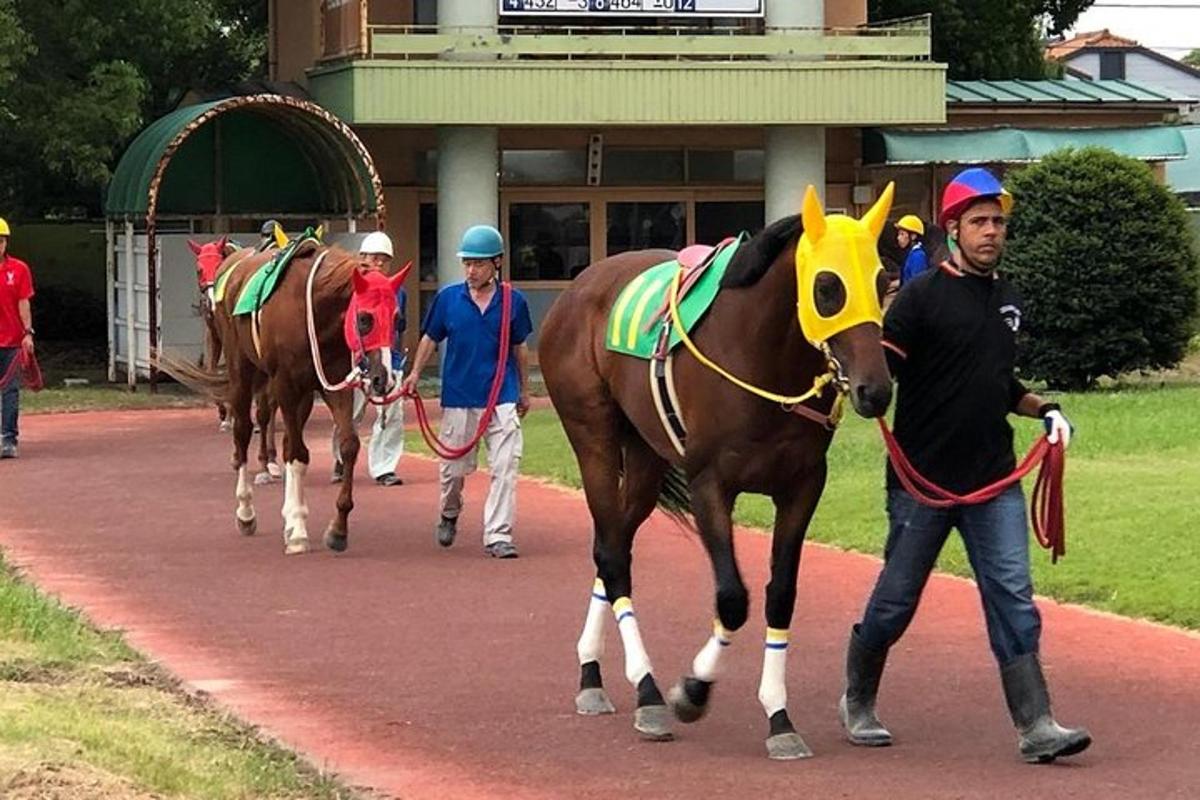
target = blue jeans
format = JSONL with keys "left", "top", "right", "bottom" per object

{"left": 0, "top": 347, "right": 19, "bottom": 445}
{"left": 856, "top": 485, "right": 1041, "bottom": 665}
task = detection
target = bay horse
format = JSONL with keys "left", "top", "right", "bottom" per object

{"left": 188, "top": 237, "right": 281, "bottom": 483}
{"left": 163, "top": 240, "right": 407, "bottom": 554}
{"left": 538, "top": 184, "right": 895, "bottom": 758}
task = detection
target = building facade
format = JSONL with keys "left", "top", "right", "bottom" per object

{"left": 269, "top": 0, "right": 944, "bottom": 352}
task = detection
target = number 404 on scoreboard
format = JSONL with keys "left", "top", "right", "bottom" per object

{"left": 500, "top": 1, "right": 765, "bottom": 17}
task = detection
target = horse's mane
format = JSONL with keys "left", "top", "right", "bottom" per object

{"left": 309, "top": 244, "right": 358, "bottom": 295}
{"left": 720, "top": 214, "right": 802, "bottom": 289}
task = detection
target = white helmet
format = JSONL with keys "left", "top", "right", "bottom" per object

{"left": 360, "top": 231, "right": 394, "bottom": 258}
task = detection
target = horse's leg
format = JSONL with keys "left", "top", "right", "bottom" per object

{"left": 277, "top": 382, "right": 315, "bottom": 555}
{"left": 754, "top": 462, "right": 827, "bottom": 760}
{"left": 667, "top": 471, "right": 748, "bottom": 728}
{"left": 253, "top": 381, "right": 280, "bottom": 483}
{"left": 323, "top": 388, "right": 359, "bottom": 552}
{"left": 576, "top": 433, "right": 667, "bottom": 719}
{"left": 229, "top": 362, "right": 257, "bottom": 537}
{"left": 207, "top": 315, "right": 229, "bottom": 430}
{"left": 563, "top": 413, "right": 673, "bottom": 741}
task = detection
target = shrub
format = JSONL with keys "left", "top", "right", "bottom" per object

{"left": 1004, "top": 147, "right": 1200, "bottom": 390}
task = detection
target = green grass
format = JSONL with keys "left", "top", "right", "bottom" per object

{"left": 411, "top": 385, "right": 1200, "bottom": 630}
{"left": 0, "top": 558, "right": 358, "bottom": 799}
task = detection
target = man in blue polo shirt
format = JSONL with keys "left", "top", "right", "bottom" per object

{"left": 402, "top": 224, "right": 534, "bottom": 559}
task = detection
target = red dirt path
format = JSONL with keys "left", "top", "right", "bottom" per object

{"left": 2, "top": 408, "right": 1198, "bottom": 799}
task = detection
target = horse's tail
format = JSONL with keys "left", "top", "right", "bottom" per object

{"left": 153, "top": 348, "right": 230, "bottom": 402}
{"left": 656, "top": 465, "right": 695, "bottom": 529}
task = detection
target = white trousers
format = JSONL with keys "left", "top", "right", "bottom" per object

{"left": 331, "top": 387, "right": 406, "bottom": 479}
{"left": 438, "top": 403, "right": 523, "bottom": 546}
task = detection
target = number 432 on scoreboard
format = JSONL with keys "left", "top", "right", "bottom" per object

{"left": 500, "top": 1, "right": 764, "bottom": 16}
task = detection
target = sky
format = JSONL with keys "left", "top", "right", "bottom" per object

{"left": 1066, "top": 1, "right": 1200, "bottom": 59}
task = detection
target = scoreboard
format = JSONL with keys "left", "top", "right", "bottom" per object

{"left": 499, "top": 1, "right": 765, "bottom": 17}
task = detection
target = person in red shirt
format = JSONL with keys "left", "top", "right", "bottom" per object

{"left": 0, "top": 217, "right": 35, "bottom": 458}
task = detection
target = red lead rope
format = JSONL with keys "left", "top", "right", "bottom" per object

{"left": 0, "top": 349, "right": 43, "bottom": 393}
{"left": 405, "top": 283, "right": 513, "bottom": 461}
{"left": 877, "top": 419, "right": 1067, "bottom": 563}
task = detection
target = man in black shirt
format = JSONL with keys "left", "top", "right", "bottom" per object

{"left": 839, "top": 168, "right": 1091, "bottom": 764}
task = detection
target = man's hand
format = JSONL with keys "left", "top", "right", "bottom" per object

{"left": 516, "top": 393, "right": 530, "bottom": 418}
{"left": 1041, "top": 406, "right": 1073, "bottom": 449}
{"left": 21, "top": 333, "right": 33, "bottom": 355}
{"left": 400, "top": 372, "right": 419, "bottom": 397}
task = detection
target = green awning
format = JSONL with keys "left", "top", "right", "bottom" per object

{"left": 865, "top": 125, "right": 1187, "bottom": 166}
{"left": 105, "top": 94, "right": 383, "bottom": 219}
{"left": 1166, "top": 126, "right": 1200, "bottom": 195}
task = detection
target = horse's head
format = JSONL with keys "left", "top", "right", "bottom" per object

{"left": 344, "top": 263, "right": 411, "bottom": 399}
{"left": 795, "top": 183, "right": 895, "bottom": 418}
{"left": 188, "top": 237, "right": 229, "bottom": 304}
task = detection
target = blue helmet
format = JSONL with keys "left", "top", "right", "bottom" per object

{"left": 457, "top": 225, "right": 504, "bottom": 259}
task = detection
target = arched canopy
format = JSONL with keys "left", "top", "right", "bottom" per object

{"left": 105, "top": 94, "right": 384, "bottom": 222}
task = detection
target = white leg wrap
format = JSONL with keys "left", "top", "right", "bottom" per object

{"left": 612, "top": 597, "right": 653, "bottom": 687}
{"left": 758, "top": 628, "right": 789, "bottom": 718}
{"left": 235, "top": 466, "right": 255, "bottom": 522}
{"left": 577, "top": 578, "right": 609, "bottom": 665}
{"left": 282, "top": 461, "right": 309, "bottom": 542}
{"left": 691, "top": 620, "right": 733, "bottom": 683}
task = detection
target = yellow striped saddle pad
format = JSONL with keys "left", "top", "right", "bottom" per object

{"left": 606, "top": 235, "right": 743, "bottom": 360}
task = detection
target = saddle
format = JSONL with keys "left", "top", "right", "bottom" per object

{"left": 606, "top": 234, "right": 743, "bottom": 361}
{"left": 232, "top": 228, "right": 322, "bottom": 317}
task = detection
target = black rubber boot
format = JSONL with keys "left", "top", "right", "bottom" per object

{"left": 1000, "top": 653, "right": 1092, "bottom": 764}
{"left": 838, "top": 626, "right": 893, "bottom": 746}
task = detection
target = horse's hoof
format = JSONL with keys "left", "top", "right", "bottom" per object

{"left": 284, "top": 536, "right": 310, "bottom": 555}
{"left": 766, "top": 732, "right": 813, "bottom": 761}
{"left": 634, "top": 705, "right": 674, "bottom": 741}
{"left": 667, "top": 679, "right": 709, "bottom": 724}
{"left": 219, "top": 420, "right": 232, "bottom": 432}
{"left": 253, "top": 471, "right": 274, "bottom": 486}
{"left": 323, "top": 529, "right": 348, "bottom": 552}
{"left": 267, "top": 462, "right": 282, "bottom": 479}
{"left": 236, "top": 516, "right": 256, "bottom": 537}
{"left": 575, "top": 688, "right": 616, "bottom": 716}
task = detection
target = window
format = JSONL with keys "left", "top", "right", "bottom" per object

{"left": 695, "top": 201, "right": 764, "bottom": 244}
{"left": 419, "top": 203, "right": 437, "bottom": 282}
{"left": 415, "top": 0, "right": 436, "bottom": 25}
{"left": 606, "top": 202, "right": 686, "bottom": 255}
{"left": 688, "top": 150, "right": 765, "bottom": 184}
{"left": 603, "top": 150, "right": 685, "bottom": 186}
{"left": 501, "top": 150, "right": 587, "bottom": 185}
{"left": 508, "top": 203, "right": 591, "bottom": 281}
{"left": 1099, "top": 51, "right": 1125, "bottom": 80}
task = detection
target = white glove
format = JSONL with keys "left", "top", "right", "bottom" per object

{"left": 1042, "top": 409, "right": 1073, "bottom": 449}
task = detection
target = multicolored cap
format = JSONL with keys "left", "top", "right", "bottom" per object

{"left": 939, "top": 167, "right": 1013, "bottom": 228}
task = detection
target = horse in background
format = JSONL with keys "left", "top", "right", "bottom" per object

{"left": 163, "top": 241, "right": 407, "bottom": 555}
{"left": 188, "top": 237, "right": 280, "bottom": 483}
{"left": 538, "top": 185, "right": 895, "bottom": 758}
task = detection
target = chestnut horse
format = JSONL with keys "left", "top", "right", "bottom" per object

{"left": 188, "top": 237, "right": 281, "bottom": 483}
{"left": 162, "top": 241, "right": 406, "bottom": 554}
{"left": 538, "top": 185, "right": 895, "bottom": 758}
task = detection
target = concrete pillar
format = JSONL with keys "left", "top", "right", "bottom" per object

{"left": 438, "top": 0, "right": 495, "bottom": 37}
{"left": 436, "top": 126, "right": 499, "bottom": 287}
{"left": 765, "top": 127, "right": 826, "bottom": 225}
{"left": 766, "top": 0, "right": 822, "bottom": 32}
{"left": 764, "top": 2, "right": 825, "bottom": 224}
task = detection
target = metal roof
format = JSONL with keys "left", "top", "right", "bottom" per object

{"left": 1166, "top": 125, "right": 1200, "bottom": 195}
{"left": 105, "top": 94, "right": 384, "bottom": 220}
{"left": 865, "top": 125, "right": 1187, "bottom": 166}
{"left": 946, "top": 79, "right": 1194, "bottom": 106}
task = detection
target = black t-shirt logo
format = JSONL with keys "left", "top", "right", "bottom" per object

{"left": 999, "top": 304, "right": 1021, "bottom": 333}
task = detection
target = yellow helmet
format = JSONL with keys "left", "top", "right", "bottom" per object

{"left": 0, "top": 218, "right": 9, "bottom": 237}
{"left": 895, "top": 215, "right": 924, "bottom": 236}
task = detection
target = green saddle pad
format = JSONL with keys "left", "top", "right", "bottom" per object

{"left": 606, "top": 235, "right": 743, "bottom": 360}
{"left": 232, "top": 233, "right": 318, "bottom": 317}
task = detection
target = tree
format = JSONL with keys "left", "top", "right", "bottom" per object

{"left": 1003, "top": 148, "right": 1200, "bottom": 390}
{"left": 0, "top": 0, "right": 267, "bottom": 218}
{"left": 1183, "top": 49, "right": 1200, "bottom": 69}
{"left": 869, "top": 1, "right": 1095, "bottom": 80}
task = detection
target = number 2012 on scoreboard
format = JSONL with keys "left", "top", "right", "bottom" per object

{"left": 500, "top": 1, "right": 764, "bottom": 17}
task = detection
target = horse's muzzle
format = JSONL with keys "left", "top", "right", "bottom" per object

{"left": 853, "top": 383, "right": 892, "bottom": 419}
